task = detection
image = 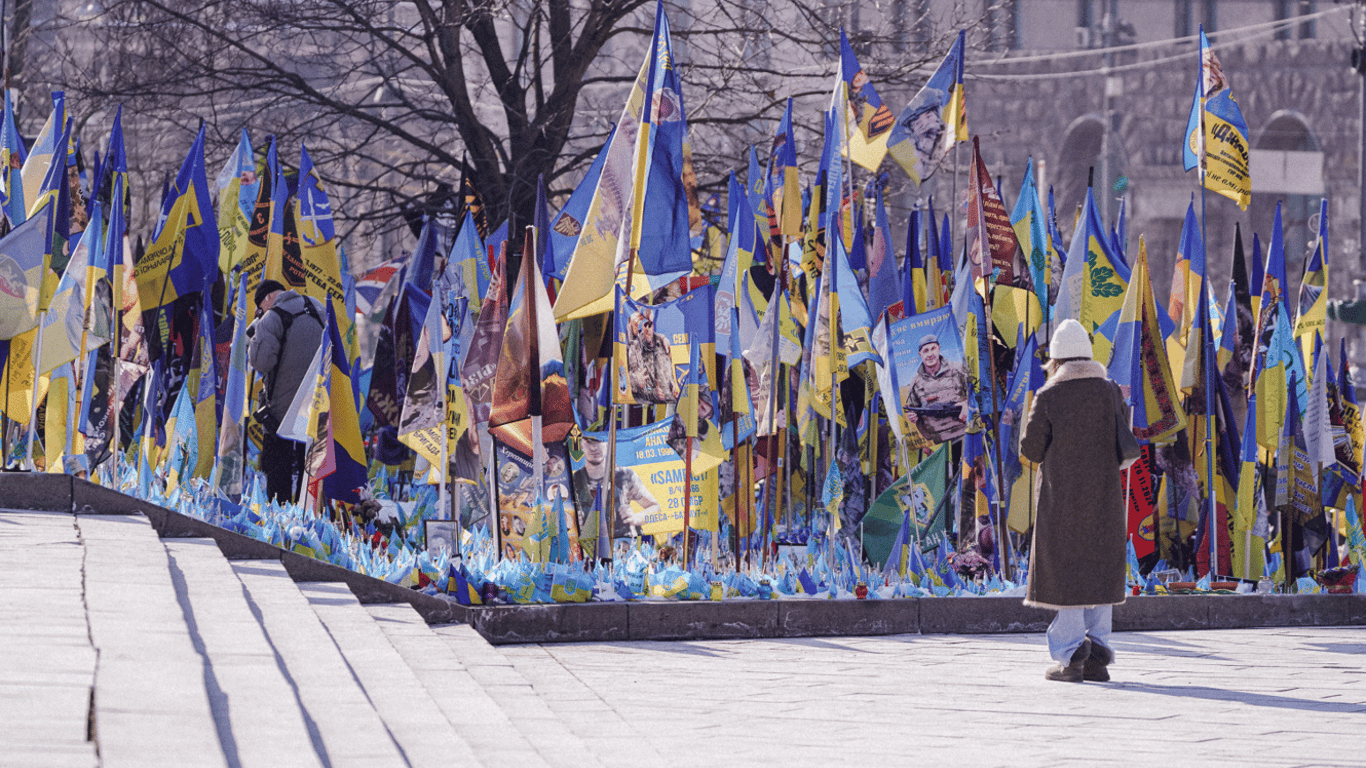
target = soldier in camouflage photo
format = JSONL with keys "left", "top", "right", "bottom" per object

{"left": 903, "top": 333, "right": 969, "bottom": 444}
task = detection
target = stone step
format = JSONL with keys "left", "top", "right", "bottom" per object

{"left": 77, "top": 514, "right": 227, "bottom": 768}
{"left": 496, "top": 643, "right": 668, "bottom": 768}
{"left": 431, "top": 621, "right": 605, "bottom": 767}
{"left": 0, "top": 509, "right": 98, "bottom": 768}
{"left": 231, "top": 560, "right": 409, "bottom": 768}
{"left": 164, "top": 539, "right": 326, "bottom": 768}
{"left": 297, "top": 582, "right": 479, "bottom": 768}
{"left": 365, "top": 603, "right": 551, "bottom": 768}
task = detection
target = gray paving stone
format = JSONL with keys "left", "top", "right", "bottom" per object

{"left": 232, "top": 560, "right": 409, "bottom": 768}
{"left": 8, "top": 485, "right": 1366, "bottom": 768}
{"left": 2, "top": 741, "right": 99, "bottom": 768}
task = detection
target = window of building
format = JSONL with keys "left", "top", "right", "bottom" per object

{"left": 1274, "top": 0, "right": 1316, "bottom": 40}
{"left": 1176, "top": 0, "right": 1218, "bottom": 38}
{"left": 1251, "top": 112, "right": 1322, "bottom": 267}
{"left": 984, "top": 0, "right": 1018, "bottom": 52}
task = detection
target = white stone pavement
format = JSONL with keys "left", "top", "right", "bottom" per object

{"left": 3, "top": 505, "right": 1364, "bottom": 767}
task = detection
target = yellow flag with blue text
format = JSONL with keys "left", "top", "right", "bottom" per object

{"left": 1183, "top": 27, "right": 1251, "bottom": 210}
{"left": 1293, "top": 198, "right": 1328, "bottom": 359}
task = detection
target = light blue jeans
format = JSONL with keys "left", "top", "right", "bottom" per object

{"left": 1046, "top": 605, "right": 1114, "bottom": 663}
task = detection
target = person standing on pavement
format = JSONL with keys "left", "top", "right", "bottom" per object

{"left": 1019, "top": 318, "right": 1140, "bottom": 683}
{"left": 247, "top": 279, "right": 326, "bottom": 503}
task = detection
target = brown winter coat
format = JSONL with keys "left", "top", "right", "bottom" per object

{"left": 1019, "top": 359, "right": 1139, "bottom": 609}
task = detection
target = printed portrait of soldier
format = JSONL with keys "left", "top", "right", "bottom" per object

{"left": 573, "top": 437, "right": 661, "bottom": 535}
{"left": 625, "top": 309, "right": 679, "bottom": 404}
{"left": 903, "top": 332, "right": 969, "bottom": 444}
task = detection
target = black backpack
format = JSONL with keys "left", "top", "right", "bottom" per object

{"left": 254, "top": 298, "right": 325, "bottom": 431}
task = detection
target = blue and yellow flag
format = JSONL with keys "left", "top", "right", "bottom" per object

{"left": 321, "top": 300, "right": 368, "bottom": 505}
{"left": 888, "top": 30, "right": 966, "bottom": 184}
{"left": 554, "top": 1, "right": 692, "bottom": 320}
{"left": 765, "top": 98, "right": 802, "bottom": 239}
{"left": 1108, "top": 238, "right": 1185, "bottom": 444}
{"left": 444, "top": 211, "right": 491, "bottom": 312}
{"left": 830, "top": 223, "right": 880, "bottom": 370}
{"left": 1232, "top": 393, "right": 1268, "bottom": 580}
{"left": 1183, "top": 27, "right": 1251, "bottom": 210}
{"left": 1165, "top": 200, "right": 1204, "bottom": 377}
{"left": 1255, "top": 300, "right": 1307, "bottom": 450}
{"left": 867, "top": 189, "right": 902, "bottom": 324}
{"left": 1294, "top": 198, "right": 1329, "bottom": 358}
{"left": 0, "top": 201, "right": 55, "bottom": 428}
{"left": 215, "top": 129, "right": 257, "bottom": 274}
{"left": 297, "top": 143, "right": 354, "bottom": 354}
{"left": 838, "top": 28, "right": 896, "bottom": 171}
{"left": 1010, "top": 158, "right": 1053, "bottom": 321}
{"left": 20, "top": 92, "right": 64, "bottom": 221}
{"left": 547, "top": 130, "right": 612, "bottom": 285}
{"left": 903, "top": 209, "right": 928, "bottom": 316}
{"left": 0, "top": 201, "right": 54, "bottom": 340}
{"left": 136, "top": 126, "right": 218, "bottom": 310}
{"left": 1055, "top": 186, "right": 1129, "bottom": 340}
{"left": 716, "top": 172, "right": 757, "bottom": 356}
{"left": 40, "top": 198, "right": 102, "bottom": 375}
{"left": 1, "top": 91, "right": 26, "bottom": 225}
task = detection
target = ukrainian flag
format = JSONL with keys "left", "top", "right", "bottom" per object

{"left": 0, "top": 201, "right": 54, "bottom": 340}
{"left": 135, "top": 126, "right": 218, "bottom": 311}
{"left": 321, "top": 300, "right": 369, "bottom": 505}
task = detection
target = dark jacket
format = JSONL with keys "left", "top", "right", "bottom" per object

{"left": 1019, "top": 359, "right": 1139, "bottom": 609}
{"left": 247, "top": 291, "right": 326, "bottom": 427}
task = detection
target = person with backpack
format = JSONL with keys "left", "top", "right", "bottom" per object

{"left": 247, "top": 279, "right": 326, "bottom": 503}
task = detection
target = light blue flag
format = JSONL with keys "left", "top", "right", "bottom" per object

{"left": 444, "top": 210, "right": 491, "bottom": 308}
{"left": 1, "top": 91, "right": 26, "bottom": 224}
{"left": 830, "top": 226, "right": 881, "bottom": 369}
{"left": 716, "top": 172, "right": 756, "bottom": 357}
{"left": 214, "top": 128, "right": 258, "bottom": 227}
{"left": 883, "top": 507, "right": 911, "bottom": 578}
{"left": 211, "top": 274, "right": 252, "bottom": 498}
{"left": 20, "top": 91, "right": 64, "bottom": 219}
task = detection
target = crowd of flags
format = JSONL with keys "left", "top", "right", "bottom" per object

{"left": 0, "top": 7, "right": 1362, "bottom": 602}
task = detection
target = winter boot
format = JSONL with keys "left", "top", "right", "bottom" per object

{"left": 1045, "top": 639, "right": 1091, "bottom": 682}
{"left": 1083, "top": 641, "right": 1113, "bottom": 682}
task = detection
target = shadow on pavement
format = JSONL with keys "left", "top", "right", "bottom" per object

{"left": 1305, "top": 642, "right": 1366, "bottom": 655}
{"left": 1117, "top": 682, "right": 1366, "bottom": 713}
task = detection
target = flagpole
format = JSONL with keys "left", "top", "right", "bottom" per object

{"left": 23, "top": 311, "right": 49, "bottom": 469}
{"left": 2, "top": 363, "right": 10, "bottom": 467}
{"left": 1199, "top": 165, "right": 1218, "bottom": 582}
{"left": 730, "top": 397, "right": 742, "bottom": 567}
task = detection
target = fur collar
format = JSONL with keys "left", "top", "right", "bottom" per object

{"left": 1040, "top": 359, "right": 1109, "bottom": 392}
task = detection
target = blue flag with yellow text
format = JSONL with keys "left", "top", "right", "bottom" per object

{"left": 136, "top": 126, "right": 218, "bottom": 310}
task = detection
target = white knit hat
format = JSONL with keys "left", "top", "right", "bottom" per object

{"left": 1049, "top": 318, "right": 1093, "bottom": 360}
